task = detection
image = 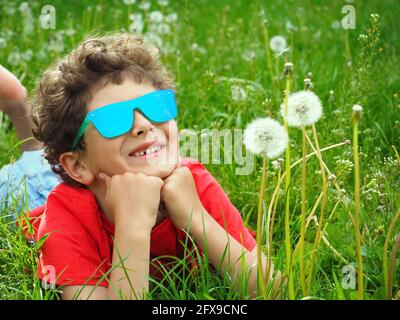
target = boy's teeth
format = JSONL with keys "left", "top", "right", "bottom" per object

{"left": 133, "top": 145, "right": 162, "bottom": 157}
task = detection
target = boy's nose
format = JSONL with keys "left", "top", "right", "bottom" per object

{"left": 130, "top": 110, "right": 155, "bottom": 137}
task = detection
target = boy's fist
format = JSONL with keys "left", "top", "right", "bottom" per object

{"left": 98, "top": 171, "right": 164, "bottom": 231}
{"left": 160, "top": 163, "right": 206, "bottom": 230}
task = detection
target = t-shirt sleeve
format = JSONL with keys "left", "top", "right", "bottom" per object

{"left": 190, "top": 161, "right": 256, "bottom": 252}
{"left": 37, "top": 192, "right": 109, "bottom": 288}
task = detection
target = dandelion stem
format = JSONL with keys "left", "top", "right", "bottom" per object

{"left": 392, "top": 145, "right": 400, "bottom": 168}
{"left": 268, "top": 169, "right": 281, "bottom": 264}
{"left": 299, "top": 127, "right": 307, "bottom": 296}
{"left": 383, "top": 206, "right": 400, "bottom": 299}
{"left": 283, "top": 70, "right": 295, "bottom": 300}
{"left": 268, "top": 140, "right": 349, "bottom": 259}
{"left": 306, "top": 124, "right": 328, "bottom": 293}
{"left": 388, "top": 234, "right": 400, "bottom": 300}
{"left": 260, "top": 20, "right": 277, "bottom": 100}
{"left": 353, "top": 116, "right": 364, "bottom": 300}
{"left": 344, "top": 28, "right": 352, "bottom": 65}
{"left": 266, "top": 168, "right": 281, "bottom": 297}
{"left": 256, "top": 156, "right": 268, "bottom": 299}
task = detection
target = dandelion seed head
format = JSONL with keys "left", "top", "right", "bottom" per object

{"left": 0, "top": 37, "right": 6, "bottom": 49}
{"left": 149, "top": 10, "right": 163, "bottom": 23}
{"left": 165, "top": 12, "right": 178, "bottom": 23}
{"left": 19, "top": 2, "right": 30, "bottom": 13}
{"left": 269, "top": 36, "right": 287, "bottom": 54}
{"left": 271, "top": 158, "right": 284, "bottom": 170}
{"left": 331, "top": 20, "right": 341, "bottom": 30}
{"left": 129, "top": 13, "right": 143, "bottom": 22}
{"left": 281, "top": 90, "right": 323, "bottom": 127}
{"left": 231, "top": 85, "right": 247, "bottom": 101}
{"left": 283, "top": 62, "right": 294, "bottom": 75}
{"left": 243, "top": 117, "right": 288, "bottom": 159}
{"left": 304, "top": 78, "right": 313, "bottom": 90}
{"left": 285, "top": 21, "right": 297, "bottom": 33}
{"left": 158, "top": 0, "right": 169, "bottom": 6}
{"left": 123, "top": 0, "right": 136, "bottom": 5}
{"left": 139, "top": 1, "right": 151, "bottom": 10}
{"left": 144, "top": 32, "right": 163, "bottom": 48}
{"left": 352, "top": 104, "right": 363, "bottom": 113}
{"left": 241, "top": 50, "right": 256, "bottom": 62}
{"left": 328, "top": 174, "right": 337, "bottom": 185}
{"left": 352, "top": 104, "right": 363, "bottom": 121}
{"left": 129, "top": 20, "right": 145, "bottom": 34}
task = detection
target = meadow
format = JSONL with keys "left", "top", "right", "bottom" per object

{"left": 0, "top": 0, "right": 399, "bottom": 300}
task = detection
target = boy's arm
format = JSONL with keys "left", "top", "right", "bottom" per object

{"left": 106, "top": 221, "right": 152, "bottom": 299}
{"left": 189, "top": 210, "right": 279, "bottom": 299}
{"left": 61, "top": 221, "right": 151, "bottom": 300}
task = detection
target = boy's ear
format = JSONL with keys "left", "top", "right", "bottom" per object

{"left": 59, "top": 152, "right": 95, "bottom": 186}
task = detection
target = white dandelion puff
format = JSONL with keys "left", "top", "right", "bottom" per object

{"left": 149, "top": 10, "right": 163, "bottom": 23}
{"left": 129, "top": 20, "right": 144, "bottom": 33}
{"left": 285, "top": 21, "right": 297, "bottom": 33}
{"left": 283, "top": 62, "right": 294, "bottom": 75}
{"left": 269, "top": 36, "right": 287, "bottom": 54}
{"left": 165, "top": 12, "right": 178, "bottom": 23}
{"left": 280, "top": 90, "right": 323, "bottom": 127}
{"left": 231, "top": 85, "right": 247, "bottom": 101}
{"left": 0, "top": 37, "right": 6, "bottom": 49}
{"left": 352, "top": 104, "right": 363, "bottom": 121}
{"left": 241, "top": 50, "right": 256, "bottom": 61}
{"left": 19, "top": 2, "right": 30, "bottom": 13}
{"left": 352, "top": 104, "right": 363, "bottom": 113}
{"left": 331, "top": 20, "right": 341, "bottom": 30}
{"left": 271, "top": 158, "right": 284, "bottom": 170}
{"left": 243, "top": 118, "right": 288, "bottom": 159}
{"left": 143, "top": 32, "right": 163, "bottom": 48}
{"left": 155, "top": 23, "right": 171, "bottom": 35}
{"left": 129, "top": 13, "right": 143, "bottom": 22}
{"left": 157, "top": 0, "right": 169, "bottom": 6}
{"left": 139, "top": 1, "right": 151, "bottom": 10}
{"left": 123, "top": 0, "right": 136, "bottom": 5}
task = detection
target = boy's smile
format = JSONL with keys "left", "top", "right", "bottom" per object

{"left": 78, "top": 77, "right": 179, "bottom": 182}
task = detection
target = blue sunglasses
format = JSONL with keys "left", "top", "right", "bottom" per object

{"left": 71, "top": 89, "right": 177, "bottom": 151}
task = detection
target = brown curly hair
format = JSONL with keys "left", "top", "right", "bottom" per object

{"left": 31, "top": 33, "right": 175, "bottom": 187}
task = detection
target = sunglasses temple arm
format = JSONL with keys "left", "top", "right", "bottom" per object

{"left": 71, "top": 118, "right": 91, "bottom": 151}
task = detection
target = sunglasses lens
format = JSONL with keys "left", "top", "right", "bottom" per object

{"left": 139, "top": 90, "right": 177, "bottom": 122}
{"left": 90, "top": 103, "right": 133, "bottom": 138}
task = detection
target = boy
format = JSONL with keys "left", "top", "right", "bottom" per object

{"left": 1, "top": 34, "right": 281, "bottom": 299}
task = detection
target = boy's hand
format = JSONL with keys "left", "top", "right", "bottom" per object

{"left": 160, "top": 163, "right": 206, "bottom": 230}
{"left": 98, "top": 172, "right": 164, "bottom": 231}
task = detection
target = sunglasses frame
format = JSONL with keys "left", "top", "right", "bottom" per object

{"left": 71, "top": 89, "right": 177, "bottom": 151}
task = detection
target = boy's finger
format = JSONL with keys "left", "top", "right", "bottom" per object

{"left": 98, "top": 172, "right": 111, "bottom": 188}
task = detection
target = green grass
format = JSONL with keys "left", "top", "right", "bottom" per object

{"left": 1, "top": 0, "right": 400, "bottom": 300}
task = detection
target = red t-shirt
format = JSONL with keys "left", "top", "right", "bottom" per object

{"left": 28, "top": 157, "right": 256, "bottom": 288}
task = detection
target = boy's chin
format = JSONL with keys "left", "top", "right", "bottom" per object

{"left": 154, "top": 163, "right": 178, "bottom": 179}
{"left": 135, "top": 162, "right": 177, "bottom": 179}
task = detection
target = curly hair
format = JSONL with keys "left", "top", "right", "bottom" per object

{"left": 31, "top": 33, "right": 175, "bottom": 187}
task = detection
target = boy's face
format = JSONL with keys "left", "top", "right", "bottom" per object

{"left": 78, "top": 78, "right": 179, "bottom": 182}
